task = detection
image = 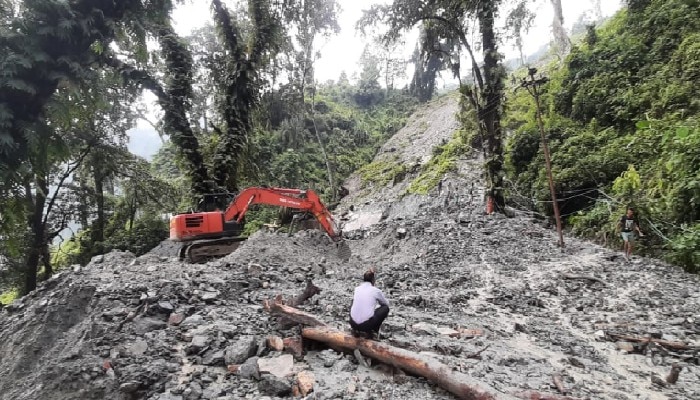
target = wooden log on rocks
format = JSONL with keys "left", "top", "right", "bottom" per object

{"left": 561, "top": 274, "right": 607, "bottom": 287}
{"left": 265, "top": 280, "right": 323, "bottom": 328}
{"left": 605, "top": 332, "right": 699, "bottom": 352}
{"left": 514, "top": 390, "right": 585, "bottom": 400}
{"left": 302, "top": 326, "right": 516, "bottom": 400}
{"left": 263, "top": 300, "right": 327, "bottom": 327}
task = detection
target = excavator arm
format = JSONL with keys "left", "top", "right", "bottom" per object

{"left": 222, "top": 187, "right": 343, "bottom": 241}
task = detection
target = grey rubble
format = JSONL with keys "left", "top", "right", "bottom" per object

{"left": 1, "top": 95, "right": 699, "bottom": 400}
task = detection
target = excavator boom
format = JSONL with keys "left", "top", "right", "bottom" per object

{"left": 169, "top": 187, "right": 347, "bottom": 262}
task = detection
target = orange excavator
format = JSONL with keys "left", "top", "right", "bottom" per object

{"left": 169, "top": 187, "right": 350, "bottom": 262}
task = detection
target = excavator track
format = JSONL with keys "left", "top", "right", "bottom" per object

{"left": 179, "top": 236, "right": 248, "bottom": 263}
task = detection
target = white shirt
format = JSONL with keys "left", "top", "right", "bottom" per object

{"left": 350, "top": 282, "right": 389, "bottom": 324}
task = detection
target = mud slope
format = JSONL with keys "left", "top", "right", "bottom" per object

{"left": 0, "top": 94, "right": 698, "bottom": 400}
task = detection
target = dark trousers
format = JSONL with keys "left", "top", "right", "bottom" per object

{"left": 350, "top": 305, "right": 390, "bottom": 334}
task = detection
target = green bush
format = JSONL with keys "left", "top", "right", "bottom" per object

{"left": 668, "top": 224, "right": 700, "bottom": 273}
{"left": 357, "top": 159, "right": 408, "bottom": 188}
{"left": 407, "top": 133, "right": 470, "bottom": 195}
{"left": 504, "top": 1, "right": 700, "bottom": 272}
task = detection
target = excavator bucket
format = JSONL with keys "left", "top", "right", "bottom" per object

{"left": 337, "top": 240, "right": 351, "bottom": 261}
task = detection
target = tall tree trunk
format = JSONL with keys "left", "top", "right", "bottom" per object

{"left": 211, "top": 0, "right": 271, "bottom": 192}
{"left": 156, "top": 25, "right": 214, "bottom": 196}
{"left": 24, "top": 174, "right": 47, "bottom": 294}
{"left": 550, "top": 0, "right": 570, "bottom": 55}
{"left": 106, "top": 34, "right": 214, "bottom": 197}
{"left": 517, "top": 37, "right": 525, "bottom": 66}
{"left": 77, "top": 171, "right": 90, "bottom": 228}
{"left": 593, "top": 0, "right": 603, "bottom": 21}
{"left": 92, "top": 167, "right": 105, "bottom": 243}
{"left": 479, "top": 1, "right": 506, "bottom": 210}
{"left": 310, "top": 90, "right": 335, "bottom": 200}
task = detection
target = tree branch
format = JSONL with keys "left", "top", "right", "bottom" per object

{"left": 42, "top": 145, "right": 93, "bottom": 229}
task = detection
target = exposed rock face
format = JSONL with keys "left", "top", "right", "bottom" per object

{"left": 1, "top": 96, "right": 699, "bottom": 400}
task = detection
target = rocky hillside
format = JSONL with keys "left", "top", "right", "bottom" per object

{"left": 1, "top": 95, "right": 699, "bottom": 400}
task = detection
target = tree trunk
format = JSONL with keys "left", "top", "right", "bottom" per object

{"left": 310, "top": 89, "right": 335, "bottom": 201}
{"left": 129, "top": 191, "right": 137, "bottom": 230}
{"left": 517, "top": 37, "right": 525, "bottom": 66}
{"left": 593, "top": 0, "right": 603, "bottom": 21}
{"left": 550, "top": 0, "right": 570, "bottom": 54}
{"left": 77, "top": 171, "right": 90, "bottom": 228}
{"left": 302, "top": 326, "right": 515, "bottom": 400}
{"left": 211, "top": 0, "right": 256, "bottom": 192}
{"left": 24, "top": 174, "right": 48, "bottom": 294}
{"left": 92, "top": 164, "right": 105, "bottom": 243}
{"left": 156, "top": 26, "right": 214, "bottom": 196}
{"left": 106, "top": 44, "right": 213, "bottom": 197}
{"left": 479, "top": 1, "right": 506, "bottom": 211}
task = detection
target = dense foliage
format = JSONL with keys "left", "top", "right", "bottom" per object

{"left": 505, "top": 0, "right": 699, "bottom": 272}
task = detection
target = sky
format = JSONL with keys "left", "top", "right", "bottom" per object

{"left": 127, "top": 0, "right": 623, "bottom": 159}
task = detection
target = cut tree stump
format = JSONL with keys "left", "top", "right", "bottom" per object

{"left": 302, "top": 326, "right": 516, "bottom": 400}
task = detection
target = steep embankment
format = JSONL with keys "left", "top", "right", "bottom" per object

{"left": 0, "top": 95, "right": 698, "bottom": 400}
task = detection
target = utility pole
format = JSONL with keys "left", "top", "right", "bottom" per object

{"left": 520, "top": 68, "right": 565, "bottom": 247}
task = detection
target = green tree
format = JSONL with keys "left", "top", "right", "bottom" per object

{"left": 505, "top": 1, "right": 535, "bottom": 66}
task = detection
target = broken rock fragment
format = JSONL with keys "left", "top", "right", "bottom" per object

{"left": 133, "top": 316, "right": 167, "bottom": 334}
{"left": 267, "top": 335, "right": 284, "bottom": 351}
{"left": 257, "top": 354, "right": 294, "bottom": 377}
{"left": 224, "top": 335, "right": 258, "bottom": 365}
{"left": 283, "top": 337, "right": 303, "bottom": 359}
{"left": 296, "top": 370, "right": 315, "bottom": 396}
{"left": 258, "top": 374, "right": 292, "bottom": 396}
{"left": 238, "top": 356, "right": 260, "bottom": 379}
{"left": 168, "top": 313, "right": 184, "bottom": 326}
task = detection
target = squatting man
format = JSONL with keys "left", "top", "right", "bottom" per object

{"left": 349, "top": 269, "right": 390, "bottom": 339}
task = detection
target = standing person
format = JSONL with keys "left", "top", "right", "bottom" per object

{"left": 350, "top": 269, "right": 390, "bottom": 339}
{"left": 617, "top": 207, "right": 644, "bottom": 261}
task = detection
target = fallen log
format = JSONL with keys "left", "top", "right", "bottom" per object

{"left": 263, "top": 299, "right": 327, "bottom": 327}
{"left": 605, "top": 332, "right": 699, "bottom": 352}
{"left": 514, "top": 390, "right": 585, "bottom": 400}
{"left": 264, "top": 280, "right": 323, "bottom": 329}
{"left": 561, "top": 274, "right": 607, "bottom": 287}
{"left": 302, "top": 326, "right": 516, "bottom": 400}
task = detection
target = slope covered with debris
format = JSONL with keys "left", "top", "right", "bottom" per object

{"left": 1, "top": 95, "right": 699, "bottom": 400}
